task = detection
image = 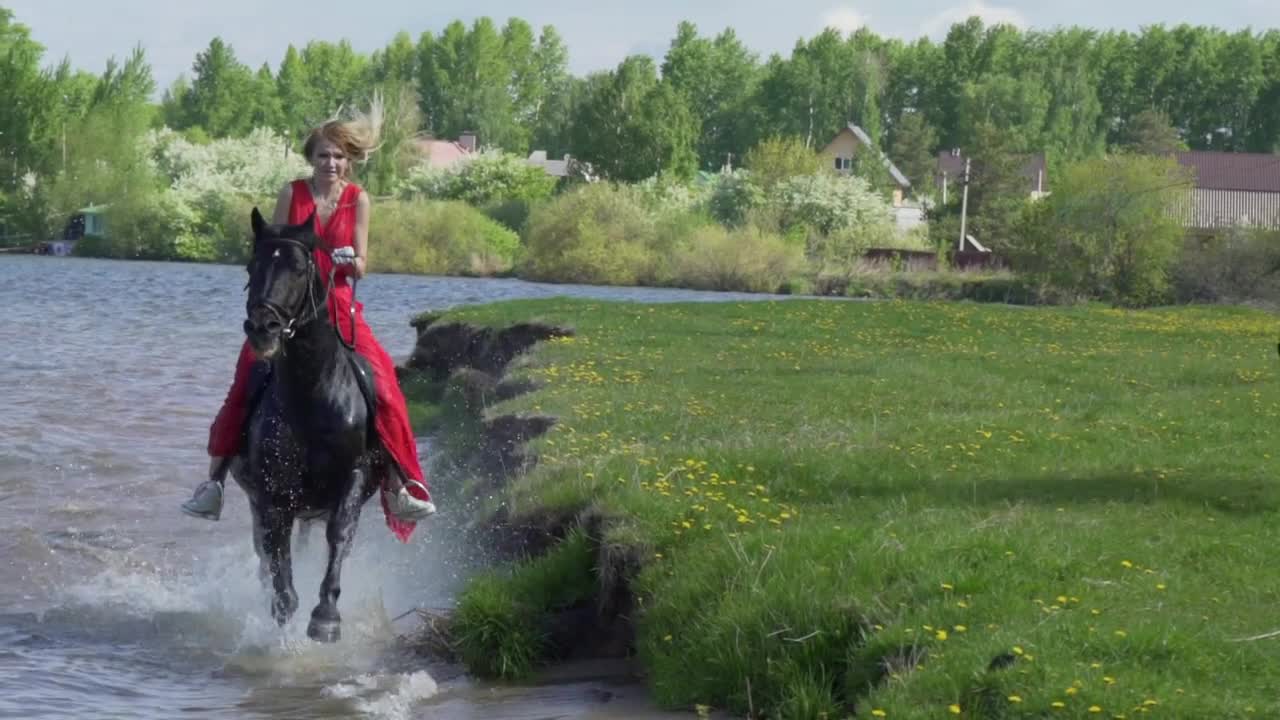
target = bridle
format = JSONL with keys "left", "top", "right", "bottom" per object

{"left": 249, "top": 236, "right": 358, "bottom": 352}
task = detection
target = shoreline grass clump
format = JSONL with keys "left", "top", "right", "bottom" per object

{"left": 426, "top": 297, "right": 1280, "bottom": 718}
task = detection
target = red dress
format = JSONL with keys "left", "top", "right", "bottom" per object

{"left": 208, "top": 180, "right": 431, "bottom": 542}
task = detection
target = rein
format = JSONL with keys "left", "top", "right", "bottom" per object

{"left": 255, "top": 237, "right": 357, "bottom": 352}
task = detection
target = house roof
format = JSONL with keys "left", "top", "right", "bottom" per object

{"left": 527, "top": 150, "right": 571, "bottom": 178}
{"left": 1176, "top": 151, "right": 1280, "bottom": 193}
{"left": 936, "top": 151, "right": 1049, "bottom": 193}
{"left": 826, "top": 124, "right": 912, "bottom": 189}
{"left": 413, "top": 138, "right": 473, "bottom": 169}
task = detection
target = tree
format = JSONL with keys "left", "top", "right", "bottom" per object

{"left": 954, "top": 73, "right": 1050, "bottom": 153}
{"left": 1121, "top": 108, "right": 1187, "bottom": 156}
{"left": 743, "top": 135, "right": 823, "bottom": 192}
{"left": 569, "top": 56, "right": 699, "bottom": 182}
{"left": 275, "top": 45, "right": 313, "bottom": 137}
{"left": 248, "top": 63, "right": 282, "bottom": 133}
{"left": 529, "top": 26, "right": 574, "bottom": 156}
{"left": 182, "top": 37, "right": 255, "bottom": 137}
{"left": 370, "top": 31, "right": 417, "bottom": 86}
{"left": 1016, "top": 154, "right": 1191, "bottom": 305}
{"left": 662, "top": 22, "right": 760, "bottom": 169}
{"left": 300, "top": 39, "right": 368, "bottom": 127}
{"left": 888, "top": 110, "right": 938, "bottom": 191}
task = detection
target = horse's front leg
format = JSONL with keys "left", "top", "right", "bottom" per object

{"left": 307, "top": 466, "right": 367, "bottom": 643}
{"left": 261, "top": 505, "right": 299, "bottom": 626}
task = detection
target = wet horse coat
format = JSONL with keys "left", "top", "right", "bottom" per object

{"left": 232, "top": 207, "right": 380, "bottom": 642}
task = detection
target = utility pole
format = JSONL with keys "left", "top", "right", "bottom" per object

{"left": 957, "top": 157, "right": 971, "bottom": 253}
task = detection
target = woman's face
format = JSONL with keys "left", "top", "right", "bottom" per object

{"left": 309, "top": 139, "right": 349, "bottom": 181}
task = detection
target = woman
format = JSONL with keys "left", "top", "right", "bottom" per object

{"left": 181, "top": 114, "right": 436, "bottom": 542}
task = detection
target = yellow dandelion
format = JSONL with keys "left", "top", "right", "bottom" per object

{"left": 935, "top": 629, "right": 948, "bottom": 641}
{"left": 948, "top": 704, "right": 961, "bottom": 715}
{"left": 871, "top": 710, "right": 887, "bottom": 718}
{"left": 1052, "top": 701, "right": 1066, "bottom": 709}
{"left": 1007, "top": 695, "right": 1023, "bottom": 704}
{"left": 941, "top": 583, "right": 955, "bottom": 591}
{"left": 1121, "top": 560, "right": 1133, "bottom": 568}
{"left": 1088, "top": 706, "right": 1102, "bottom": 714}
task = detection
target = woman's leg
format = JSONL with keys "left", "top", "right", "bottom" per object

{"left": 181, "top": 341, "right": 255, "bottom": 521}
{"left": 349, "top": 315, "right": 435, "bottom": 534}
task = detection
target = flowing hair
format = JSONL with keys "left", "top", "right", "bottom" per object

{"left": 302, "top": 93, "right": 385, "bottom": 173}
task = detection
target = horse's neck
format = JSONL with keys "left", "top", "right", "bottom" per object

{"left": 277, "top": 319, "right": 344, "bottom": 394}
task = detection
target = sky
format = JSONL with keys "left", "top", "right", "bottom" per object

{"left": 10, "top": 0, "right": 1280, "bottom": 92}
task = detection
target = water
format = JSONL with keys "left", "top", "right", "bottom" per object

{"left": 0, "top": 256, "right": 785, "bottom": 719}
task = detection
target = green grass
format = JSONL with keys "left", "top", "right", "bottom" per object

{"left": 429, "top": 297, "right": 1280, "bottom": 718}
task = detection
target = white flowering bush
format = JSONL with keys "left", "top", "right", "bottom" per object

{"left": 143, "top": 128, "right": 311, "bottom": 202}
{"left": 397, "top": 150, "right": 556, "bottom": 205}
{"left": 707, "top": 169, "right": 763, "bottom": 226}
{"left": 775, "top": 174, "right": 894, "bottom": 236}
{"left": 124, "top": 128, "right": 311, "bottom": 262}
{"left": 773, "top": 173, "right": 896, "bottom": 264}
{"left": 633, "top": 174, "right": 713, "bottom": 214}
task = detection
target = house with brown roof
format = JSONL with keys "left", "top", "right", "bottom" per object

{"left": 820, "top": 123, "right": 913, "bottom": 207}
{"left": 935, "top": 149, "right": 1049, "bottom": 203}
{"left": 1173, "top": 151, "right": 1280, "bottom": 231}
{"left": 413, "top": 132, "right": 477, "bottom": 170}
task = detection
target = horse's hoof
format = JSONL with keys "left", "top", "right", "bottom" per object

{"left": 307, "top": 618, "right": 341, "bottom": 643}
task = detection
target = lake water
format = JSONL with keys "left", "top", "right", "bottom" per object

{"left": 0, "top": 255, "right": 787, "bottom": 719}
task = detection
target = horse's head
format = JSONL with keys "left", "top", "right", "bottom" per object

{"left": 244, "top": 207, "right": 320, "bottom": 359}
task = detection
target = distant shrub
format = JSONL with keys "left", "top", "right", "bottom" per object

{"left": 707, "top": 169, "right": 763, "bottom": 227}
{"left": 372, "top": 200, "right": 521, "bottom": 276}
{"left": 670, "top": 224, "right": 805, "bottom": 293}
{"left": 399, "top": 150, "right": 557, "bottom": 206}
{"left": 520, "top": 183, "right": 655, "bottom": 285}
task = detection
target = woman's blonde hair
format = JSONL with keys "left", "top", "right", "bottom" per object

{"left": 302, "top": 94, "right": 385, "bottom": 174}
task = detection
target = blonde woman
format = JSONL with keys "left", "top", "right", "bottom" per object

{"left": 182, "top": 113, "right": 435, "bottom": 541}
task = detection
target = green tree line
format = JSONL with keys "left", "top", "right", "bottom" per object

{"left": 4, "top": 7, "right": 1280, "bottom": 237}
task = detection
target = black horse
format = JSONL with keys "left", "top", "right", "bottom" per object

{"left": 231, "top": 207, "right": 380, "bottom": 642}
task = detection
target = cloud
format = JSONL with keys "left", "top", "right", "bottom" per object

{"left": 821, "top": 6, "right": 870, "bottom": 35}
{"left": 919, "top": 1, "right": 1028, "bottom": 38}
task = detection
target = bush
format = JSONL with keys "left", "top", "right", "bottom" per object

{"left": 399, "top": 150, "right": 558, "bottom": 206}
{"left": 520, "top": 183, "right": 656, "bottom": 285}
{"left": 1173, "top": 228, "right": 1280, "bottom": 304}
{"left": 775, "top": 174, "right": 895, "bottom": 239}
{"left": 707, "top": 169, "right": 763, "bottom": 227}
{"left": 743, "top": 135, "right": 825, "bottom": 193}
{"left": 670, "top": 224, "right": 805, "bottom": 293}
{"left": 633, "top": 174, "right": 713, "bottom": 215}
{"left": 482, "top": 197, "right": 539, "bottom": 234}
{"left": 774, "top": 174, "right": 896, "bottom": 269}
{"left": 1015, "top": 155, "right": 1190, "bottom": 306}
{"left": 371, "top": 200, "right": 521, "bottom": 276}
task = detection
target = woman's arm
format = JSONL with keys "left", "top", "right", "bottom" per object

{"left": 271, "top": 182, "right": 294, "bottom": 225}
{"left": 352, "top": 189, "right": 370, "bottom": 279}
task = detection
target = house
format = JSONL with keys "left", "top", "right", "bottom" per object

{"left": 1172, "top": 151, "right": 1280, "bottom": 232}
{"left": 413, "top": 131, "right": 477, "bottom": 170}
{"left": 526, "top": 150, "right": 572, "bottom": 178}
{"left": 39, "top": 204, "right": 108, "bottom": 256}
{"left": 820, "top": 123, "right": 913, "bottom": 207}
{"left": 935, "top": 149, "right": 1049, "bottom": 203}
{"left": 527, "top": 150, "right": 599, "bottom": 182}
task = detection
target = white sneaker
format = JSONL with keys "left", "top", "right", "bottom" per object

{"left": 386, "top": 487, "right": 436, "bottom": 521}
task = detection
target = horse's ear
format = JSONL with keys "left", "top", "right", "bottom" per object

{"left": 295, "top": 209, "right": 318, "bottom": 248}
{"left": 250, "top": 207, "right": 266, "bottom": 238}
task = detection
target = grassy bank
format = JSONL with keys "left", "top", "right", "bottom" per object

{"left": 419, "top": 297, "right": 1280, "bottom": 718}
